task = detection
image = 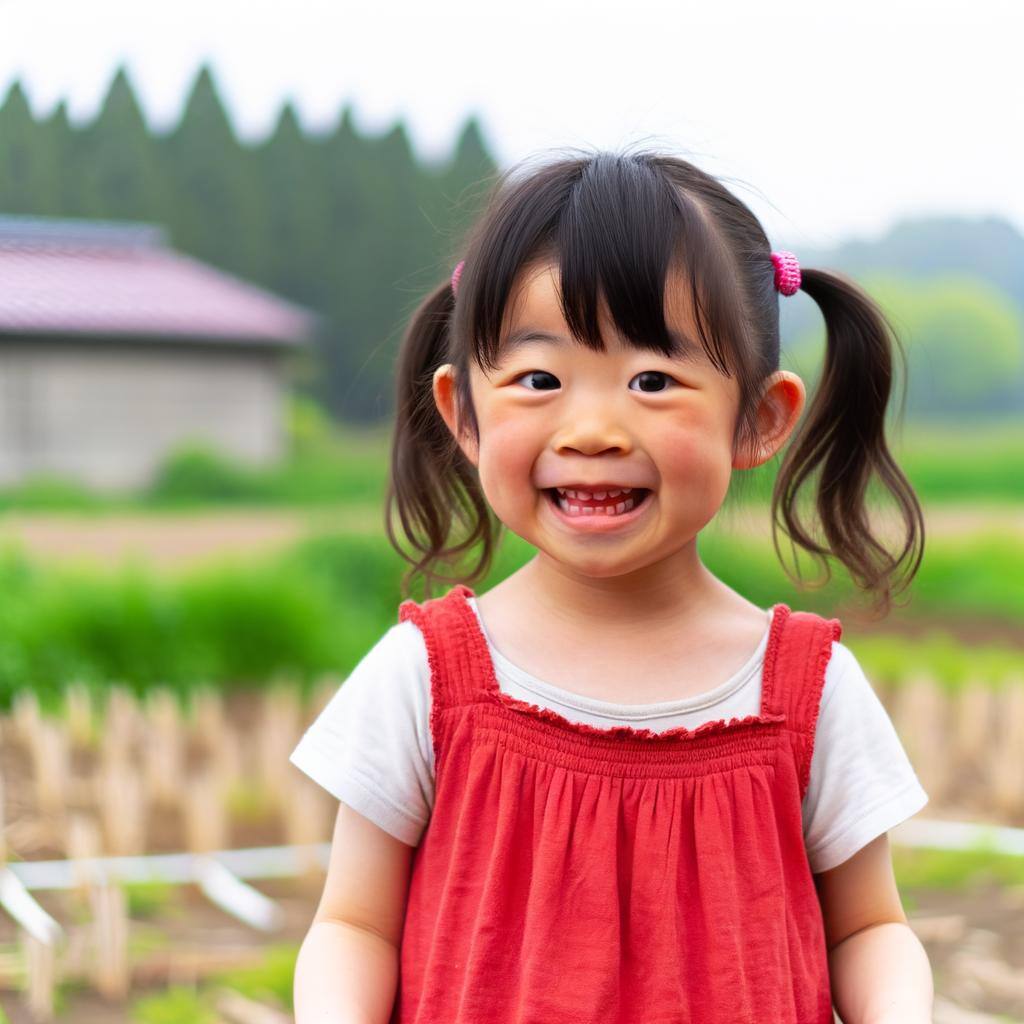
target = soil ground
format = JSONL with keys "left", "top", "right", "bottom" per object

{"left": 2, "top": 501, "right": 1021, "bottom": 574}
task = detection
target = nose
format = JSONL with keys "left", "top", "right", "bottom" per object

{"left": 551, "top": 409, "right": 634, "bottom": 456}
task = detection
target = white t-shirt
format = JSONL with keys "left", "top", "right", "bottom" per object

{"left": 290, "top": 596, "right": 929, "bottom": 873}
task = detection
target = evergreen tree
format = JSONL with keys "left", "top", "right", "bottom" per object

{"left": 74, "top": 65, "right": 166, "bottom": 222}
{"left": 0, "top": 81, "right": 44, "bottom": 213}
{"left": 158, "top": 63, "right": 261, "bottom": 275}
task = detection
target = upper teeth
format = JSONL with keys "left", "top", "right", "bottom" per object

{"left": 555, "top": 487, "right": 635, "bottom": 500}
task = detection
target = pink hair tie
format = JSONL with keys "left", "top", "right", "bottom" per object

{"left": 770, "top": 250, "right": 801, "bottom": 296}
{"left": 451, "top": 260, "right": 465, "bottom": 296}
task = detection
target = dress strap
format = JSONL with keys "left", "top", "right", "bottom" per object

{"left": 397, "top": 583, "right": 484, "bottom": 717}
{"left": 767, "top": 605, "right": 843, "bottom": 799}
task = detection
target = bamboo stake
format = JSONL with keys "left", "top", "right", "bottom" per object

{"left": 255, "top": 686, "right": 302, "bottom": 807}
{"left": 890, "top": 673, "right": 950, "bottom": 804}
{"left": 143, "top": 688, "right": 185, "bottom": 807}
{"left": 309, "top": 677, "right": 341, "bottom": 721}
{"left": 102, "top": 686, "right": 141, "bottom": 755}
{"left": 22, "top": 931, "right": 56, "bottom": 1022}
{"left": 988, "top": 676, "right": 1024, "bottom": 818}
{"left": 30, "top": 718, "right": 69, "bottom": 818}
{"left": 211, "top": 723, "right": 246, "bottom": 798}
{"left": 189, "top": 686, "right": 227, "bottom": 750}
{"left": 12, "top": 689, "right": 41, "bottom": 746}
{"left": 952, "top": 678, "right": 995, "bottom": 776}
{"left": 96, "top": 751, "right": 146, "bottom": 856}
{"left": 89, "top": 867, "right": 129, "bottom": 1000}
{"left": 65, "top": 813, "right": 103, "bottom": 900}
{"left": 63, "top": 681, "right": 95, "bottom": 749}
{"left": 184, "top": 768, "right": 228, "bottom": 854}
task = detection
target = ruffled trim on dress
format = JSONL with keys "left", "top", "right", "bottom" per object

{"left": 451, "top": 583, "right": 791, "bottom": 744}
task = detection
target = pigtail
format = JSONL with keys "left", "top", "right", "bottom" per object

{"left": 384, "top": 279, "right": 498, "bottom": 601}
{"left": 772, "top": 268, "right": 925, "bottom": 617}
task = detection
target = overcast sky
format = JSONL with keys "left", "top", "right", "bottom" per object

{"left": 2, "top": 0, "right": 1021, "bottom": 250}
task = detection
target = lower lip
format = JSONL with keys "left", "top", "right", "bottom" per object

{"left": 543, "top": 488, "right": 654, "bottom": 533}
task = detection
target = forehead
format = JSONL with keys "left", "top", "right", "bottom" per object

{"left": 499, "top": 260, "right": 711, "bottom": 366}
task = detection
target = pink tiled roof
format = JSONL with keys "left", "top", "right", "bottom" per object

{"left": 0, "top": 217, "right": 314, "bottom": 344}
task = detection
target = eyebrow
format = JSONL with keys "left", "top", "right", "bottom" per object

{"left": 501, "top": 327, "right": 709, "bottom": 364}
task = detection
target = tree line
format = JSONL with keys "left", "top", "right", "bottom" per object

{"left": 0, "top": 64, "right": 498, "bottom": 423}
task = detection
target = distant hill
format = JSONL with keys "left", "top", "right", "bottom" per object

{"left": 797, "top": 216, "right": 1024, "bottom": 305}
{"left": 774, "top": 216, "right": 1024, "bottom": 419}
{"left": 778, "top": 215, "right": 1024, "bottom": 346}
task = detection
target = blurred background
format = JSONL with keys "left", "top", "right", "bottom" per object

{"left": 0, "top": 1, "right": 1022, "bottom": 1021}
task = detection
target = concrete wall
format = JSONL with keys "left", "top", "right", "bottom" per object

{"left": 0, "top": 337, "right": 291, "bottom": 489}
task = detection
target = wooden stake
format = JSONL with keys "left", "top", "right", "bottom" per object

{"left": 31, "top": 718, "right": 70, "bottom": 818}
{"left": 63, "top": 681, "right": 95, "bottom": 749}
{"left": 188, "top": 686, "right": 226, "bottom": 750}
{"left": 142, "top": 688, "right": 185, "bottom": 807}
{"left": 184, "top": 769, "right": 228, "bottom": 854}
{"left": 989, "top": 675, "right": 1024, "bottom": 818}
{"left": 66, "top": 813, "right": 103, "bottom": 901}
{"left": 102, "top": 686, "right": 141, "bottom": 756}
{"left": 309, "top": 676, "right": 341, "bottom": 721}
{"left": 96, "top": 752, "right": 146, "bottom": 856}
{"left": 12, "top": 689, "right": 42, "bottom": 746}
{"left": 953, "top": 678, "right": 994, "bottom": 774}
{"left": 22, "top": 930, "right": 56, "bottom": 1022}
{"left": 891, "top": 674, "right": 950, "bottom": 804}
{"left": 256, "top": 686, "right": 302, "bottom": 807}
{"left": 89, "top": 869, "right": 129, "bottom": 1001}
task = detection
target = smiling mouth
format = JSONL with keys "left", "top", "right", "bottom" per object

{"left": 544, "top": 487, "right": 652, "bottom": 517}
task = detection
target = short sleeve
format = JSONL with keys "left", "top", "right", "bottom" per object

{"left": 288, "top": 619, "right": 435, "bottom": 847}
{"left": 803, "top": 641, "right": 929, "bottom": 873}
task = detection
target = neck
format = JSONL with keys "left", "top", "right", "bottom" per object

{"left": 518, "top": 539, "right": 730, "bottom": 638}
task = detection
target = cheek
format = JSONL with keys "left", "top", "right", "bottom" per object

{"left": 476, "top": 415, "right": 542, "bottom": 503}
{"left": 653, "top": 422, "right": 734, "bottom": 506}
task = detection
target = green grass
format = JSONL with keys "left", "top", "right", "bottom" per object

{"left": 126, "top": 945, "right": 298, "bottom": 1023}
{"left": 131, "top": 985, "right": 219, "bottom": 1024}
{"left": 209, "top": 943, "right": 297, "bottom": 1011}
{"left": 1, "top": 517, "right": 1023, "bottom": 707}
{"left": 894, "top": 842, "right": 1024, "bottom": 890}
{"left": 124, "top": 879, "right": 177, "bottom": 919}
{"left": 848, "top": 631, "right": 1024, "bottom": 691}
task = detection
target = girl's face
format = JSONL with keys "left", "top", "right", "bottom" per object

{"left": 434, "top": 261, "right": 803, "bottom": 580}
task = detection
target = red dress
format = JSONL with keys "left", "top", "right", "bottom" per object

{"left": 391, "top": 583, "right": 841, "bottom": 1024}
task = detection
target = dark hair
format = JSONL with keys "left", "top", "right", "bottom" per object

{"left": 385, "top": 146, "right": 924, "bottom": 616}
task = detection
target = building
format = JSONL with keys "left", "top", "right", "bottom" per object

{"left": 0, "top": 215, "right": 314, "bottom": 489}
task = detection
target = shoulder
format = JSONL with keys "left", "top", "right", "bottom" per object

{"left": 821, "top": 639, "right": 862, "bottom": 705}
{"left": 289, "top": 620, "right": 437, "bottom": 846}
{"left": 820, "top": 639, "right": 879, "bottom": 713}
{"left": 351, "top": 618, "right": 432, "bottom": 716}
{"left": 297, "top": 620, "right": 433, "bottom": 754}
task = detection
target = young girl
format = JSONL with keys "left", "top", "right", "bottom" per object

{"left": 291, "top": 148, "right": 934, "bottom": 1023}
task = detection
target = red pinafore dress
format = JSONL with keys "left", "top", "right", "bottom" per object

{"left": 391, "top": 583, "right": 841, "bottom": 1024}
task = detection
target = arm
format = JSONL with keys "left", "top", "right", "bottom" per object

{"left": 294, "top": 800, "right": 416, "bottom": 1024}
{"left": 813, "top": 832, "right": 934, "bottom": 1024}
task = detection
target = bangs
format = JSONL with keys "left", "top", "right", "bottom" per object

{"left": 456, "top": 151, "right": 749, "bottom": 378}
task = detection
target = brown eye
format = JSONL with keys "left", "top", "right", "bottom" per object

{"left": 629, "top": 371, "right": 678, "bottom": 393}
{"left": 514, "top": 370, "right": 560, "bottom": 391}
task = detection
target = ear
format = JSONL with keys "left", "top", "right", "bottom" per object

{"left": 733, "top": 370, "right": 806, "bottom": 470}
{"left": 432, "top": 363, "right": 479, "bottom": 467}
